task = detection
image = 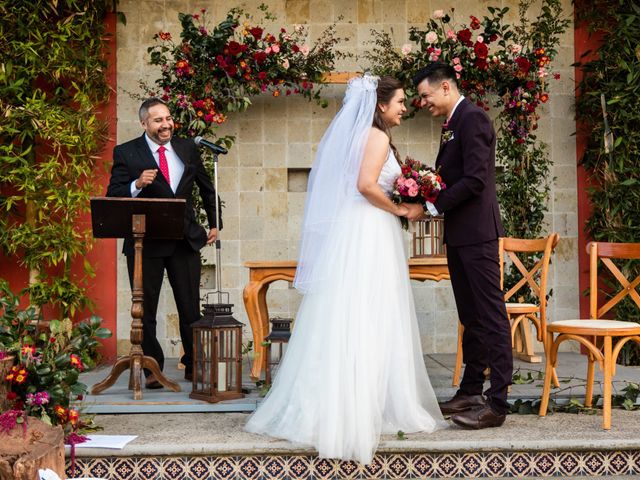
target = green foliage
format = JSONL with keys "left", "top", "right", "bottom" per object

{"left": 363, "top": 1, "right": 568, "bottom": 244}
{"left": 0, "top": 0, "right": 114, "bottom": 317}
{"left": 0, "top": 280, "right": 112, "bottom": 435}
{"left": 575, "top": 0, "right": 640, "bottom": 362}
{"left": 509, "top": 369, "right": 640, "bottom": 415}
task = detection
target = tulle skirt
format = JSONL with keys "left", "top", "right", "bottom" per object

{"left": 245, "top": 197, "right": 447, "bottom": 464}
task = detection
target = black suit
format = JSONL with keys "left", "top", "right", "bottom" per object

{"left": 106, "top": 134, "right": 220, "bottom": 376}
{"left": 433, "top": 98, "right": 512, "bottom": 414}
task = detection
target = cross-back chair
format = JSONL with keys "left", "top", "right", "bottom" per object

{"left": 539, "top": 241, "right": 640, "bottom": 429}
{"left": 452, "top": 233, "right": 560, "bottom": 387}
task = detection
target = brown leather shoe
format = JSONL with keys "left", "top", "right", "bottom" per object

{"left": 145, "top": 374, "right": 163, "bottom": 390}
{"left": 439, "top": 393, "right": 486, "bottom": 415}
{"left": 451, "top": 405, "right": 506, "bottom": 429}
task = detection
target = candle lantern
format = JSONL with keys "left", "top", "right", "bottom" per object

{"left": 411, "top": 215, "right": 446, "bottom": 258}
{"left": 264, "top": 317, "right": 292, "bottom": 384}
{"left": 190, "top": 301, "right": 244, "bottom": 403}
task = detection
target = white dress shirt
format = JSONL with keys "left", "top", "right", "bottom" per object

{"left": 130, "top": 134, "right": 185, "bottom": 196}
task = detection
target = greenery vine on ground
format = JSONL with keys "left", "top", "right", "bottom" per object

{"left": 574, "top": 0, "right": 640, "bottom": 363}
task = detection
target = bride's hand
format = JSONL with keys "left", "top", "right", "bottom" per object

{"left": 403, "top": 203, "right": 426, "bottom": 221}
{"left": 395, "top": 203, "right": 409, "bottom": 217}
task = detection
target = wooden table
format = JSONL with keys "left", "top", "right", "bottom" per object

{"left": 243, "top": 257, "right": 450, "bottom": 379}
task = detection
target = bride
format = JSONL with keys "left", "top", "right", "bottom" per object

{"left": 245, "top": 75, "right": 447, "bottom": 465}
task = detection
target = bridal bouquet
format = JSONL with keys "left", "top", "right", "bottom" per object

{"left": 392, "top": 156, "right": 446, "bottom": 228}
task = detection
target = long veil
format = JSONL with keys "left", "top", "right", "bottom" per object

{"left": 293, "top": 74, "right": 378, "bottom": 293}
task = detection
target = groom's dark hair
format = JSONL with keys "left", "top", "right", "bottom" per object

{"left": 413, "top": 63, "right": 458, "bottom": 88}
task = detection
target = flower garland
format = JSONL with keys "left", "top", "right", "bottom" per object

{"left": 145, "top": 6, "right": 346, "bottom": 147}
{"left": 364, "top": 2, "right": 569, "bottom": 144}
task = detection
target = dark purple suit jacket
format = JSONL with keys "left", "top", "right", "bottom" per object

{"left": 433, "top": 98, "right": 504, "bottom": 247}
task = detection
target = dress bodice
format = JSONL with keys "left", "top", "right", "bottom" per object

{"left": 378, "top": 149, "right": 401, "bottom": 195}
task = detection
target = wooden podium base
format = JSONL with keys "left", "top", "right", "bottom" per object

{"left": 91, "top": 351, "right": 180, "bottom": 400}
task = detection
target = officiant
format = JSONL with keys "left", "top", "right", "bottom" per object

{"left": 106, "top": 97, "right": 221, "bottom": 389}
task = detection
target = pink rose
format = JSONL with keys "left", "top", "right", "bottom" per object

{"left": 300, "top": 45, "right": 310, "bottom": 56}
{"left": 433, "top": 9, "right": 445, "bottom": 19}
{"left": 405, "top": 178, "right": 419, "bottom": 197}
{"left": 425, "top": 31, "right": 438, "bottom": 44}
{"left": 401, "top": 44, "right": 412, "bottom": 55}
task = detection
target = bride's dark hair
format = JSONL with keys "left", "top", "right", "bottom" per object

{"left": 373, "top": 75, "right": 403, "bottom": 164}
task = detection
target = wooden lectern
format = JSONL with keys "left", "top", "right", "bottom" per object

{"left": 89, "top": 197, "right": 186, "bottom": 400}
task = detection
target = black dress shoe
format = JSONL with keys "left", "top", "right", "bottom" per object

{"left": 451, "top": 405, "right": 506, "bottom": 429}
{"left": 439, "top": 393, "right": 486, "bottom": 415}
{"left": 145, "top": 380, "right": 163, "bottom": 389}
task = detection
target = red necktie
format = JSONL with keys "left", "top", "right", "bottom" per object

{"left": 157, "top": 145, "right": 170, "bottom": 185}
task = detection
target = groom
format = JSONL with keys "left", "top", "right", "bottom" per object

{"left": 406, "top": 63, "right": 512, "bottom": 429}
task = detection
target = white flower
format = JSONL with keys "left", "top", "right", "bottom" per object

{"left": 433, "top": 9, "right": 445, "bottom": 19}
{"left": 282, "top": 58, "right": 290, "bottom": 69}
{"left": 509, "top": 43, "right": 523, "bottom": 55}
{"left": 425, "top": 31, "right": 438, "bottom": 44}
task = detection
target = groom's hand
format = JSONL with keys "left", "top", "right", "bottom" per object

{"left": 405, "top": 203, "right": 427, "bottom": 221}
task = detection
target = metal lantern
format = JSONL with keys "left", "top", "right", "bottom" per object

{"left": 411, "top": 215, "right": 446, "bottom": 258}
{"left": 264, "top": 317, "right": 292, "bottom": 384}
{"left": 190, "top": 302, "right": 244, "bottom": 403}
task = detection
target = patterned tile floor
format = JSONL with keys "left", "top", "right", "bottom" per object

{"left": 66, "top": 450, "right": 640, "bottom": 479}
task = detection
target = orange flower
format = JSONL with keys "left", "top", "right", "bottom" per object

{"left": 69, "top": 354, "right": 84, "bottom": 371}
{"left": 159, "top": 32, "right": 172, "bottom": 41}
{"left": 273, "top": 90, "right": 280, "bottom": 97}
{"left": 21, "top": 345, "right": 36, "bottom": 357}
{"left": 54, "top": 405, "right": 67, "bottom": 419}
{"left": 68, "top": 409, "right": 79, "bottom": 426}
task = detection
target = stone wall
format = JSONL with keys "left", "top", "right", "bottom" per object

{"left": 114, "top": 0, "right": 578, "bottom": 358}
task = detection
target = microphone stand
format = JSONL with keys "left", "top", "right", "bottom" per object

{"left": 212, "top": 151, "right": 223, "bottom": 304}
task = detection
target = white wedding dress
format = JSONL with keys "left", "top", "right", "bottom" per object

{"left": 245, "top": 150, "right": 447, "bottom": 465}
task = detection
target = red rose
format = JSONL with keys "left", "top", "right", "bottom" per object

{"left": 254, "top": 51, "right": 267, "bottom": 65}
{"left": 225, "top": 64, "right": 238, "bottom": 76}
{"left": 474, "top": 57, "right": 488, "bottom": 70}
{"left": 474, "top": 41, "right": 489, "bottom": 59}
{"left": 515, "top": 56, "right": 532, "bottom": 73}
{"left": 6, "top": 391, "right": 17, "bottom": 400}
{"left": 227, "top": 41, "right": 243, "bottom": 56}
{"left": 525, "top": 80, "right": 536, "bottom": 90}
{"left": 249, "top": 27, "right": 263, "bottom": 39}
{"left": 258, "top": 71, "right": 267, "bottom": 80}
{"left": 489, "top": 34, "right": 498, "bottom": 43}
{"left": 292, "top": 45, "right": 299, "bottom": 53}
{"left": 457, "top": 29, "right": 472, "bottom": 45}
{"left": 470, "top": 16, "right": 481, "bottom": 30}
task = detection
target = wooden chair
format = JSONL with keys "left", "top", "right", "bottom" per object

{"left": 452, "top": 233, "right": 560, "bottom": 387}
{"left": 539, "top": 242, "right": 640, "bottom": 429}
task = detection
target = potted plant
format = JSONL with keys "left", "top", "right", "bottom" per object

{"left": 0, "top": 279, "right": 111, "bottom": 437}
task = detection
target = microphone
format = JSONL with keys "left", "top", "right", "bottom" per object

{"left": 194, "top": 136, "right": 228, "bottom": 155}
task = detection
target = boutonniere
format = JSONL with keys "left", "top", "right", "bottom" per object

{"left": 441, "top": 129, "right": 454, "bottom": 144}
